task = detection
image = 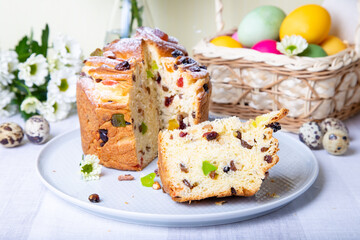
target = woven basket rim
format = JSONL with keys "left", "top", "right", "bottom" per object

{"left": 193, "top": 29, "right": 360, "bottom": 72}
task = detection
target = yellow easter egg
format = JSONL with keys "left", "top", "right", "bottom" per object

{"left": 280, "top": 4, "right": 331, "bottom": 44}
{"left": 320, "top": 35, "right": 347, "bottom": 55}
{"left": 210, "top": 36, "right": 242, "bottom": 48}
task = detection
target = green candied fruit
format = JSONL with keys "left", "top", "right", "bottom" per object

{"left": 202, "top": 161, "right": 217, "bottom": 176}
{"left": 146, "top": 70, "right": 154, "bottom": 79}
{"left": 141, "top": 172, "right": 156, "bottom": 187}
{"left": 90, "top": 48, "right": 103, "bottom": 56}
{"left": 111, "top": 113, "right": 130, "bottom": 127}
{"left": 141, "top": 122, "right": 148, "bottom": 135}
{"left": 151, "top": 60, "right": 158, "bottom": 70}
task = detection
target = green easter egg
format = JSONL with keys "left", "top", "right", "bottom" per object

{"left": 237, "top": 6, "right": 286, "bottom": 48}
{"left": 298, "top": 44, "right": 328, "bottom": 58}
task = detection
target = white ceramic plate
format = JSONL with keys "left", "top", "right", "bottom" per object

{"left": 36, "top": 128, "right": 318, "bottom": 227}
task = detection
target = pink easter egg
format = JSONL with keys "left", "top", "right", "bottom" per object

{"left": 252, "top": 39, "right": 282, "bottom": 54}
{"left": 232, "top": 32, "right": 239, "bottom": 42}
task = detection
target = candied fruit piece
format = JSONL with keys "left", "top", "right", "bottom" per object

{"left": 111, "top": 113, "right": 131, "bottom": 127}
{"left": 140, "top": 122, "right": 147, "bottom": 135}
{"left": 146, "top": 70, "right": 154, "bottom": 78}
{"left": 168, "top": 119, "right": 179, "bottom": 130}
{"left": 202, "top": 161, "right": 217, "bottom": 176}
{"left": 90, "top": 48, "right": 103, "bottom": 56}
{"left": 177, "top": 77, "right": 184, "bottom": 87}
{"left": 141, "top": 172, "right": 156, "bottom": 187}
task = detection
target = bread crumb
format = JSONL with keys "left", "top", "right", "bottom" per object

{"left": 271, "top": 179, "right": 275, "bottom": 183}
{"left": 215, "top": 201, "right": 227, "bottom": 205}
{"left": 266, "top": 192, "right": 280, "bottom": 198}
{"left": 125, "top": 202, "right": 129, "bottom": 204}
{"left": 118, "top": 174, "right": 135, "bottom": 181}
{"left": 52, "top": 170, "right": 56, "bottom": 172}
{"left": 152, "top": 181, "right": 161, "bottom": 190}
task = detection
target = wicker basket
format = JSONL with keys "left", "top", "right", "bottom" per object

{"left": 193, "top": 0, "right": 360, "bottom": 132}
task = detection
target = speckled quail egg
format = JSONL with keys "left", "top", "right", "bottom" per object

{"left": 299, "top": 121, "right": 323, "bottom": 149}
{"left": 25, "top": 115, "right": 50, "bottom": 144}
{"left": 321, "top": 118, "right": 348, "bottom": 134}
{"left": 323, "top": 129, "right": 349, "bottom": 155}
{"left": 0, "top": 122, "right": 24, "bottom": 148}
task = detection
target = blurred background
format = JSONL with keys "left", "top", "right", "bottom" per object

{"left": 0, "top": 0, "right": 323, "bottom": 55}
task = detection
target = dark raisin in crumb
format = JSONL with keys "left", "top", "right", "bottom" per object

{"left": 231, "top": 187, "right": 237, "bottom": 195}
{"left": 132, "top": 74, "right": 136, "bottom": 82}
{"left": 192, "top": 111, "right": 196, "bottom": 119}
{"left": 180, "top": 163, "right": 189, "bottom": 173}
{"left": 209, "top": 171, "right": 217, "bottom": 179}
{"left": 241, "top": 140, "right": 253, "bottom": 149}
{"left": 95, "top": 78, "right": 102, "bottom": 83}
{"left": 114, "top": 61, "right": 130, "bottom": 71}
{"left": 164, "top": 95, "right": 174, "bottom": 107}
{"left": 99, "top": 129, "right": 108, "bottom": 145}
{"left": 230, "top": 160, "right": 237, "bottom": 171}
{"left": 266, "top": 122, "right": 281, "bottom": 132}
{"left": 171, "top": 50, "right": 184, "bottom": 58}
{"left": 162, "top": 86, "right": 169, "bottom": 92}
{"left": 178, "top": 114, "right": 186, "bottom": 130}
{"left": 174, "top": 64, "right": 178, "bottom": 70}
{"left": 264, "top": 155, "right": 273, "bottom": 163}
{"left": 156, "top": 73, "right": 161, "bottom": 84}
{"left": 199, "top": 65, "right": 207, "bottom": 70}
{"left": 223, "top": 166, "right": 230, "bottom": 173}
{"left": 179, "top": 132, "right": 188, "bottom": 137}
{"left": 183, "top": 179, "right": 193, "bottom": 189}
{"left": 139, "top": 124, "right": 142, "bottom": 133}
{"left": 203, "top": 131, "right": 219, "bottom": 141}
{"left": 88, "top": 194, "right": 100, "bottom": 203}
{"left": 146, "top": 87, "right": 151, "bottom": 94}
{"left": 261, "top": 147, "right": 269, "bottom": 152}
{"left": 146, "top": 146, "right": 151, "bottom": 152}
{"left": 203, "top": 83, "right": 209, "bottom": 93}
{"left": 139, "top": 150, "right": 145, "bottom": 155}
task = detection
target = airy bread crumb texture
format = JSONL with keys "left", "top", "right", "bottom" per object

{"left": 158, "top": 109, "right": 288, "bottom": 202}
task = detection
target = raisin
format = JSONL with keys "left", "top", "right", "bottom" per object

{"left": 156, "top": 73, "right": 161, "bottom": 84}
{"left": 230, "top": 160, "right": 237, "bottom": 171}
{"left": 174, "top": 64, "right": 178, "bottom": 70}
{"left": 165, "top": 95, "right": 174, "bottom": 107}
{"left": 139, "top": 150, "right": 145, "bottom": 155}
{"left": 264, "top": 155, "right": 273, "bottom": 163}
{"left": 180, "top": 163, "right": 189, "bottom": 173}
{"left": 203, "top": 83, "right": 209, "bottom": 93}
{"left": 146, "top": 146, "right": 151, "bottom": 152}
{"left": 231, "top": 187, "right": 237, "bottom": 195}
{"left": 183, "top": 179, "right": 193, "bottom": 189}
{"left": 99, "top": 129, "right": 108, "bottom": 146}
{"left": 95, "top": 78, "right": 102, "bottom": 83}
{"left": 176, "top": 57, "right": 195, "bottom": 65}
{"left": 179, "top": 132, "right": 188, "bottom": 137}
{"left": 132, "top": 74, "right": 136, "bottom": 82}
{"left": 209, "top": 171, "right": 217, "bottom": 179}
{"left": 146, "top": 87, "right": 151, "bottom": 94}
{"left": 154, "top": 168, "right": 159, "bottom": 177}
{"left": 189, "top": 66, "right": 201, "bottom": 72}
{"left": 162, "top": 86, "right": 169, "bottom": 92}
{"left": 203, "top": 131, "right": 219, "bottom": 141}
{"left": 223, "top": 166, "right": 230, "bottom": 173}
{"left": 241, "top": 140, "right": 253, "bottom": 149}
{"left": 266, "top": 122, "right": 281, "bottom": 132}
{"left": 177, "top": 77, "right": 184, "bottom": 87}
{"left": 170, "top": 134, "right": 173, "bottom": 140}
{"left": 199, "top": 65, "right": 207, "bottom": 70}
{"left": 178, "top": 115, "right": 186, "bottom": 130}
{"left": 171, "top": 50, "right": 184, "bottom": 58}
{"left": 114, "top": 61, "right": 130, "bottom": 71}
{"left": 192, "top": 111, "right": 196, "bottom": 119}
{"left": 153, "top": 28, "right": 168, "bottom": 41}
{"left": 88, "top": 194, "right": 100, "bottom": 203}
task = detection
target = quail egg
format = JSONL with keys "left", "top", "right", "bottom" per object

{"left": 323, "top": 129, "right": 349, "bottom": 155}
{"left": 25, "top": 115, "right": 50, "bottom": 144}
{"left": 299, "top": 121, "right": 323, "bottom": 149}
{"left": 0, "top": 122, "right": 24, "bottom": 148}
{"left": 321, "top": 118, "right": 348, "bottom": 134}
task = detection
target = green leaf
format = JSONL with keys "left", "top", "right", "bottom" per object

{"left": 141, "top": 172, "right": 156, "bottom": 187}
{"left": 141, "top": 122, "right": 147, "bottom": 135}
{"left": 41, "top": 24, "right": 49, "bottom": 57}
{"left": 20, "top": 110, "right": 35, "bottom": 120}
{"left": 30, "top": 40, "right": 42, "bottom": 55}
{"left": 81, "top": 164, "right": 93, "bottom": 174}
{"left": 15, "top": 36, "right": 31, "bottom": 62}
{"left": 202, "top": 161, "right": 217, "bottom": 176}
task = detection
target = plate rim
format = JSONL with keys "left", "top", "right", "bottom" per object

{"left": 36, "top": 128, "right": 319, "bottom": 225}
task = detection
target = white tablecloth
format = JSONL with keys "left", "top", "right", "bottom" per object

{"left": 1, "top": 112, "right": 359, "bottom": 240}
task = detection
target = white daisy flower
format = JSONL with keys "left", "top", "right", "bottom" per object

{"left": 18, "top": 53, "right": 48, "bottom": 87}
{"left": 47, "top": 68, "right": 77, "bottom": 103}
{"left": 38, "top": 97, "right": 72, "bottom": 122}
{"left": 0, "top": 50, "right": 18, "bottom": 86}
{"left": 79, "top": 154, "right": 102, "bottom": 181}
{"left": 53, "top": 34, "right": 83, "bottom": 66}
{"left": 47, "top": 48, "right": 66, "bottom": 73}
{"left": 0, "top": 86, "right": 16, "bottom": 118}
{"left": 20, "top": 96, "right": 41, "bottom": 114}
{"left": 276, "top": 35, "right": 308, "bottom": 56}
